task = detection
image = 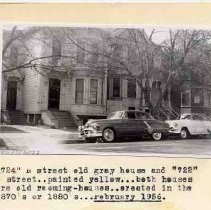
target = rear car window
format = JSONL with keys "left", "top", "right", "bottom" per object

{"left": 192, "top": 115, "right": 205, "bottom": 121}
{"left": 126, "top": 112, "right": 136, "bottom": 119}
{"left": 136, "top": 112, "right": 153, "bottom": 120}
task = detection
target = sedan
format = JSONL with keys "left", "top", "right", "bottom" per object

{"left": 166, "top": 113, "right": 211, "bottom": 139}
{"left": 79, "top": 110, "right": 170, "bottom": 143}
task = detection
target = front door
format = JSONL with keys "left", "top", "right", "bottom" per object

{"left": 48, "top": 78, "right": 61, "bottom": 110}
{"left": 6, "top": 81, "right": 17, "bottom": 110}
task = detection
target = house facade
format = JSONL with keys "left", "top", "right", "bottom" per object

{"left": 181, "top": 85, "right": 211, "bottom": 114}
{"left": 1, "top": 26, "right": 172, "bottom": 126}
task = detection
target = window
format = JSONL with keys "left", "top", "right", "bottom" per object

{"left": 192, "top": 114, "right": 204, "bottom": 121}
{"left": 90, "top": 79, "right": 98, "bottom": 104}
{"left": 126, "top": 112, "right": 136, "bottom": 119}
{"left": 10, "top": 46, "right": 18, "bottom": 66}
{"left": 113, "top": 44, "right": 122, "bottom": 58}
{"left": 136, "top": 112, "right": 154, "bottom": 120}
{"left": 113, "top": 78, "right": 121, "bottom": 98}
{"left": 76, "top": 40, "right": 85, "bottom": 63}
{"left": 91, "top": 43, "right": 99, "bottom": 63}
{"left": 181, "top": 115, "right": 192, "bottom": 120}
{"left": 181, "top": 91, "right": 191, "bottom": 107}
{"left": 127, "top": 79, "right": 136, "bottom": 98}
{"left": 107, "top": 111, "right": 123, "bottom": 119}
{"left": 52, "top": 38, "right": 61, "bottom": 63}
{"left": 75, "top": 79, "right": 84, "bottom": 104}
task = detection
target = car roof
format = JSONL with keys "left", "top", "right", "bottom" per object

{"left": 181, "top": 113, "right": 207, "bottom": 116}
{"left": 111, "top": 110, "right": 147, "bottom": 114}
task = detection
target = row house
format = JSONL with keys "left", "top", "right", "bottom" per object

{"left": 1, "top": 27, "right": 172, "bottom": 127}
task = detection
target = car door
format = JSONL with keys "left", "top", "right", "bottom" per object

{"left": 120, "top": 111, "right": 140, "bottom": 136}
{"left": 203, "top": 115, "right": 211, "bottom": 134}
{"left": 192, "top": 114, "right": 205, "bottom": 134}
{"left": 135, "top": 112, "right": 150, "bottom": 136}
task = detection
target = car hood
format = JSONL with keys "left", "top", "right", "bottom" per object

{"left": 165, "top": 120, "right": 182, "bottom": 127}
{"left": 86, "top": 119, "right": 121, "bottom": 125}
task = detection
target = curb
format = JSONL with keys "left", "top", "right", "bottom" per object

{"left": 0, "top": 137, "right": 19, "bottom": 150}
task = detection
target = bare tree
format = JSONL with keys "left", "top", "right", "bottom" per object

{"left": 3, "top": 26, "right": 211, "bottom": 115}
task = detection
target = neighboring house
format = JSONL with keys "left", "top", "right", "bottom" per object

{"left": 106, "top": 29, "right": 172, "bottom": 115}
{"left": 1, "top": 26, "right": 173, "bottom": 127}
{"left": 181, "top": 84, "right": 211, "bottom": 115}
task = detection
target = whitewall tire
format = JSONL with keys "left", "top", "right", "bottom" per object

{"left": 152, "top": 132, "right": 162, "bottom": 141}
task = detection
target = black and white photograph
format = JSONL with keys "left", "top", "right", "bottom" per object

{"left": 1, "top": 24, "right": 211, "bottom": 156}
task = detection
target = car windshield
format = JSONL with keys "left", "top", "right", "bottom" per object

{"left": 107, "top": 111, "right": 123, "bottom": 119}
{"left": 180, "top": 114, "right": 192, "bottom": 120}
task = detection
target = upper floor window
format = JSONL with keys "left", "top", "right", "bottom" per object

{"left": 90, "top": 79, "right": 98, "bottom": 104}
{"left": 76, "top": 40, "right": 85, "bottom": 64}
{"left": 75, "top": 79, "right": 84, "bottom": 104}
{"left": 10, "top": 46, "right": 18, "bottom": 66}
{"left": 52, "top": 38, "right": 61, "bottom": 63}
{"left": 91, "top": 43, "right": 99, "bottom": 63}
{"left": 127, "top": 79, "right": 136, "bottom": 98}
{"left": 113, "top": 44, "right": 122, "bottom": 58}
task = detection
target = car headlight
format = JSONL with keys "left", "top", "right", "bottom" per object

{"left": 173, "top": 122, "right": 178, "bottom": 127}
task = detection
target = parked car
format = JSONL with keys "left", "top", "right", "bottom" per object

{"left": 78, "top": 110, "right": 170, "bottom": 143}
{"left": 166, "top": 113, "right": 211, "bottom": 139}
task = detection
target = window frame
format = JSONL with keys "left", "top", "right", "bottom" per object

{"left": 75, "top": 78, "right": 84, "bottom": 104}
{"left": 127, "top": 79, "right": 136, "bottom": 98}
{"left": 112, "top": 77, "right": 121, "bottom": 99}
{"left": 90, "top": 79, "right": 98, "bottom": 104}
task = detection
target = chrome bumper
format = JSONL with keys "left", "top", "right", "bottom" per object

{"left": 79, "top": 126, "right": 102, "bottom": 139}
{"left": 168, "top": 127, "right": 180, "bottom": 134}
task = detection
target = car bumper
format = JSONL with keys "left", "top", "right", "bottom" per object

{"left": 78, "top": 126, "right": 102, "bottom": 139}
{"left": 168, "top": 127, "right": 181, "bottom": 134}
{"left": 150, "top": 128, "right": 170, "bottom": 134}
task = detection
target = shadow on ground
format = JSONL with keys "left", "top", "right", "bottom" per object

{"left": 0, "top": 126, "right": 26, "bottom": 133}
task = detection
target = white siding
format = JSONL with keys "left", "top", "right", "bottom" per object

{"left": 22, "top": 69, "right": 41, "bottom": 113}
{"left": 60, "top": 77, "right": 73, "bottom": 111}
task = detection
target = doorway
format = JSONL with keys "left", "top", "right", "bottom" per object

{"left": 6, "top": 81, "right": 17, "bottom": 110}
{"left": 48, "top": 78, "right": 61, "bottom": 110}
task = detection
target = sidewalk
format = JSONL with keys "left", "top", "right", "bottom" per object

{"left": 0, "top": 125, "right": 82, "bottom": 153}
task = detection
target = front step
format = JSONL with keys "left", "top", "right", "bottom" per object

{"left": 42, "top": 111, "right": 77, "bottom": 129}
{"left": 1, "top": 110, "right": 26, "bottom": 125}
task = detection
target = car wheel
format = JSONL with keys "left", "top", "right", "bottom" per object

{"left": 152, "top": 132, "right": 162, "bottom": 141}
{"left": 180, "top": 128, "right": 189, "bottom": 139}
{"left": 85, "top": 138, "right": 96, "bottom": 143}
{"left": 102, "top": 128, "right": 115, "bottom": 143}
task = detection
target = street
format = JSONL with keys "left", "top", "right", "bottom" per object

{"left": 61, "top": 138, "right": 211, "bottom": 157}
{"left": 1, "top": 125, "right": 211, "bottom": 156}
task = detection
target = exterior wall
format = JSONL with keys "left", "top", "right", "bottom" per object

{"left": 22, "top": 69, "right": 42, "bottom": 114}
{"left": 107, "top": 78, "right": 141, "bottom": 114}
{"left": 38, "top": 71, "right": 107, "bottom": 117}
{"left": 68, "top": 73, "right": 106, "bottom": 116}
{"left": 16, "top": 81, "right": 23, "bottom": 110}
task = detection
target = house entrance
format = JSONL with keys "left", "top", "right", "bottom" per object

{"left": 6, "top": 81, "right": 17, "bottom": 110}
{"left": 48, "top": 78, "right": 61, "bottom": 110}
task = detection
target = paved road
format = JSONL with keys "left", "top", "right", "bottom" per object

{"left": 1, "top": 125, "right": 211, "bottom": 156}
{"left": 60, "top": 137, "right": 211, "bottom": 157}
